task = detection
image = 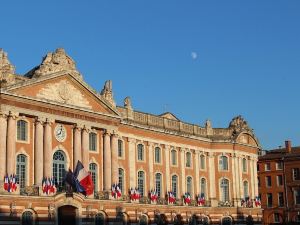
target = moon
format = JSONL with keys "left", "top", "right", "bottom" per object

{"left": 191, "top": 52, "right": 197, "bottom": 60}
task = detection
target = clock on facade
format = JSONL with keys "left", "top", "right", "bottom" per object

{"left": 54, "top": 124, "right": 67, "bottom": 142}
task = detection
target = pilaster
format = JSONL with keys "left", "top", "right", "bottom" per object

{"left": 81, "top": 125, "right": 89, "bottom": 169}
{"left": 208, "top": 151, "right": 217, "bottom": 207}
{"left": 111, "top": 132, "right": 118, "bottom": 184}
{"left": 43, "top": 118, "right": 54, "bottom": 178}
{"left": 0, "top": 112, "right": 8, "bottom": 178}
{"left": 103, "top": 130, "right": 112, "bottom": 191}
{"left": 165, "top": 145, "right": 170, "bottom": 192}
{"left": 73, "top": 124, "right": 82, "bottom": 169}
{"left": 6, "top": 111, "right": 18, "bottom": 175}
{"left": 34, "top": 117, "right": 45, "bottom": 185}
{"left": 148, "top": 142, "right": 154, "bottom": 190}
{"left": 128, "top": 138, "right": 136, "bottom": 189}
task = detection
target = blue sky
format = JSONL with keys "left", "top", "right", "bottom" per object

{"left": 1, "top": 1, "right": 300, "bottom": 149}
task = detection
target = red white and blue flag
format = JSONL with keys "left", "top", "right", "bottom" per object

{"left": 150, "top": 189, "right": 158, "bottom": 202}
{"left": 4, "top": 174, "right": 17, "bottom": 193}
{"left": 74, "top": 161, "right": 94, "bottom": 196}
{"left": 183, "top": 192, "right": 191, "bottom": 204}
{"left": 130, "top": 188, "right": 140, "bottom": 200}
{"left": 42, "top": 177, "right": 56, "bottom": 195}
{"left": 197, "top": 193, "right": 205, "bottom": 206}
{"left": 255, "top": 196, "right": 261, "bottom": 207}
{"left": 168, "top": 191, "right": 176, "bottom": 204}
{"left": 4, "top": 175, "right": 9, "bottom": 191}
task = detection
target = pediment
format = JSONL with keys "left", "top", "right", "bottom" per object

{"left": 6, "top": 72, "right": 120, "bottom": 116}
{"left": 159, "top": 112, "right": 180, "bottom": 121}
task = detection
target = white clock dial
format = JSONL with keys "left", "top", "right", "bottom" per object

{"left": 54, "top": 124, "right": 67, "bottom": 142}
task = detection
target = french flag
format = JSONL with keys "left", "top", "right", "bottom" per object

{"left": 74, "top": 161, "right": 94, "bottom": 196}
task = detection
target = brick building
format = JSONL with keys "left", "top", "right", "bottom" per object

{"left": 258, "top": 141, "right": 300, "bottom": 225}
{"left": 0, "top": 48, "right": 262, "bottom": 225}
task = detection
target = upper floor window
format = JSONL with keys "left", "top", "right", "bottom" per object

{"left": 89, "top": 163, "right": 98, "bottom": 192}
{"left": 267, "top": 193, "right": 273, "bottom": 207}
{"left": 219, "top": 155, "right": 228, "bottom": 171}
{"left": 137, "top": 171, "right": 145, "bottom": 197}
{"left": 16, "top": 154, "right": 27, "bottom": 190}
{"left": 258, "top": 177, "right": 261, "bottom": 187}
{"left": 21, "top": 211, "right": 33, "bottom": 225}
{"left": 293, "top": 168, "right": 300, "bottom": 180}
{"left": 171, "top": 149, "right": 177, "bottom": 166}
{"left": 277, "top": 175, "right": 283, "bottom": 186}
{"left": 89, "top": 132, "right": 97, "bottom": 151}
{"left": 154, "top": 147, "right": 161, "bottom": 164}
{"left": 200, "top": 154, "right": 206, "bottom": 170}
{"left": 17, "top": 120, "right": 28, "bottom": 141}
{"left": 186, "top": 152, "right": 192, "bottom": 168}
{"left": 265, "top": 163, "right": 271, "bottom": 171}
{"left": 118, "top": 139, "right": 123, "bottom": 158}
{"left": 171, "top": 175, "right": 178, "bottom": 198}
{"left": 137, "top": 144, "right": 144, "bottom": 161}
{"left": 266, "top": 176, "right": 272, "bottom": 187}
{"left": 242, "top": 158, "right": 247, "bottom": 173}
{"left": 257, "top": 164, "right": 260, "bottom": 172}
{"left": 155, "top": 173, "right": 162, "bottom": 197}
{"left": 186, "top": 176, "right": 193, "bottom": 195}
{"left": 276, "top": 162, "right": 283, "bottom": 170}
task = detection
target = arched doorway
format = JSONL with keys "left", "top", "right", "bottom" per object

{"left": 58, "top": 205, "right": 77, "bottom": 225}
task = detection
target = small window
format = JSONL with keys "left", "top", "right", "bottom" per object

{"left": 278, "top": 192, "right": 284, "bottom": 207}
{"left": 274, "top": 213, "right": 280, "bottom": 223}
{"left": 277, "top": 175, "right": 283, "bottom": 186}
{"left": 186, "top": 152, "right": 191, "bottom": 167}
{"left": 22, "top": 211, "right": 33, "bottom": 225}
{"left": 267, "top": 193, "right": 273, "bottom": 208}
{"left": 294, "top": 189, "right": 300, "bottom": 205}
{"left": 276, "top": 162, "right": 283, "bottom": 170}
{"left": 137, "top": 144, "right": 144, "bottom": 161}
{"left": 171, "top": 149, "right": 177, "bottom": 166}
{"left": 293, "top": 168, "right": 300, "bottom": 180}
{"left": 186, "top": 176, "right": 193, "bottom": 195}
{"left": 266, "top": 176, "right": 272, "bottom": 187}
{"left": 154, "top": 147, "right": 161, "bottom": 163}
{"left": 265, "top": 163, "right": 271, "bottom": 171}
{"left": 219, "top": 155, "right": 228, "bottom": 171}
{"left": 118, "top": 139, "right": 123, "bottom": 158}
{"left": 89, "top": 132, "right": 97, "bottom": 151}
{"left": 200, "top": 154, "right": 206, "bottom": 170}
{"left": 137, "top": 171, "right": 145, "bottom": 197}
{"left": 17, "top": 120, "right": 28, "bottom": 141}
{"left": 242, "top": 158, "right": 247, "bottom": 173}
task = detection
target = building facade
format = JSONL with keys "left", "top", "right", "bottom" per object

{"left": 258, "top": 141, "right": 300, "bottom": 225}
{"left": 0, "top": 48, "right": 262, "bottom": 225}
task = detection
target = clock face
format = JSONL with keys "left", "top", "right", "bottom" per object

{"left": 54, "top": 124, "right": 67, "bottom": 142}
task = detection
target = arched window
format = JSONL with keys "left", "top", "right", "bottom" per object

{"left": 137, "top": 171, "right": 145, "bottom": 197}
{"left": 172, "top": 175, "right": 178, "bottom": 198}
{"left": 155, "top": 173, "right": 162, "bottom": 197}
{"left": 242, "top": 158, "right": 247, "bottom": 173}
{"left": 16, "top": 154, "right": 27, "bottom": 190}
{"left": 22, "top": 211, "right": 33, "bottom": 225}
{"left": 186, "top": 152, "right": 192, "bottom": 167}
{"left": 203, "top": 216, "right": 210, "bottom": 225}
{"left": 52, "top": 150, "right": 66, "bottom": 188}
{"left": 219, "top": 155, "right": 228, "bottom": 171}
{"left": 89, "top": 163, "right": 98, "bottom": 192}
{"left": 118, "top": 139, "right": 123, "bottom": 157}
{"left": 95, "top": 213, "right": 106, "bottom": 225}
{"left": 220, "top": 178, "right": 230, "bottom": 202}
{"left": 200, "top": 154, "right": 206, "bottom": 170}
{"left": 118, "top": 168, "right": 124, "bottom": 192}
{"left": 155, "top": 147, "right": 161, "bottom": 163}
{"left": 243, "top": 181, "right": 249, "bottom": 199}
{"left": 221, "top": 217, "right": 232, "bottom": 225}
{"left": 17, "top": 120, "right": 28, "bottom": 141}
{"left": 139, "top": 215, "right": 148, "bottom": 225}
{"left": 89, "top": 132, "right": 97, "bottom": 151}
{"left": 137, "top": 144, "right": 144, "bottom": 161}
{"left": 200, "top": 178, "right": 207, "bottom": 199}
{"left": 171, "top": 149, "right": 177, "bottom": 166}
{"left": 186, "top": 176, "right": 193, "bottom": 195}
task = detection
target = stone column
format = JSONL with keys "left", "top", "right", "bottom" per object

{"left": 81, "top": 126, "right": 89, "bottom": 169}
{"left": 234, "top": 155, "right": 241, "bottom": 200}
{"left": 6, "top": 112, "right": 18, "bottom": 175}
{"left": 180, "top": 148, "right": 185, "bottom": 196}
{"left": 43, "top": 119, "right": 53, "bottom": 178}
{"left": 148, "top": 143, "right": 154, "bottom": 190}
{"left": 253, "top": 157, "right": 259, "bottom": 198}
{"left": 195, "top": 150, "right": 200, "bottom": 195}
{"left": 103, "top": 131, "right": 112, "bottom": 191}
{"left": 111, "top": 133, "right": 118, "bottom": 184}
{"left": 73, "top": 124, "right": 82, "bottom": 169}
{"left": 208, "top": 152, "right": 217, "bottom": 207}
{"left": 0, "top": 112, "right": 7, "bottom": 178}
{"left": 165, "top": 145, "right": 170, "bottom": 192}
{"left": 231, "top": 154, "right": 238, "bottom": 206}
{"left": 239, "top": 156, "right": 244, "bottom": 198}
{"left": 128, "top": 138, "right": 136, "bottom": 188}
{"left": 34, "top": 117, "right": 44, "bottom": 185}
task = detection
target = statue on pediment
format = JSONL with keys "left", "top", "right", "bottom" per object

{"left": 124, "top": 96, "right": 132, "bottom": 109}
{"left": 100, "top": 80, "right": 116, "bottom": 107}
{"left": 229, "top": 115, "right": 251, "bottom": 133}
{"left": 0, "top": 49, "right": 16, "bottom": 86}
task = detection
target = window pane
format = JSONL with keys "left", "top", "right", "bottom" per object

{"left": 200, "top": 155, "right": 205, "bottom": 170}
{"left": 16, "top": 154, "right": 27, "bottom": 190}
{"left": 137, "top": 144, "right": 144, "bottom": 161}
{"left": 220, "top": 179, "right": 229, "bottom": 202}
{"left": 17, "top": 120, "right": 28, "bottom": 141}
{"left": 89, "top": 133, "right": 97, "bottom": 151}
{"left": 171, "top": 150, "right": 177, "bottom": 165}
{"left": 155, "top": 173, "right": 162, "bottom": 197}
{"left": 186, "top": 152, "right": 191, "bottom": 167}
{"left": 53, "top": 151, "right": 66, "bottom": 188}
{"left": 172, "top": 175, "right": 178, "bottom": 198}
{"left": 89, "top": 163, "right": 97, "bottom": 192}
{"left": 118, "top": 140, "right": 123, "bottom": 157}
{"left": 118, "top": 168, "right": 124, "bottom": 192}
{"left": 138, "top": 171, "right": 145, "bottom": 196}
{"left": 187, "top": 177, "right": 192, "bottom": 195}
{"left": 155, "top": 147, "right": 161, "bottom": 163}
{"left": 200, "top": 178, "right": 206, "bottom": 198}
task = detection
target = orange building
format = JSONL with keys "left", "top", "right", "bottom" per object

{"left": 258, "top": 141, "right": 300, "bottom": 225}
{"left": 0, "top": 48, "right": 262, "bottom": 225}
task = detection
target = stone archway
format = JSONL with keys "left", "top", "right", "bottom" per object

{"left": 58, "top": 205, "right": 78, "bottom": 225}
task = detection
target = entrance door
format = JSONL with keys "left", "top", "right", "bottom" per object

{"left": 58, "top": 205, "right": 77, "bottom": 225}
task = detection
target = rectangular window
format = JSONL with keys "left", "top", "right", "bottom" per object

{"left": 118, "top": 140, "right": 123, "bottom": 158}
{"left": 266, "top": 176, "right": 272, "bottom": 187}
{"left": 89, "top": 133, "right": 97, "bottom": 151}
{"left": 277, "top": 175, "right": 283, "bottom": 186}
{"left": 265, "top": 163, "right": 271, "bottom": 171}
{"left": 276, "top": 162, "right": 283, "bottom": 170}
{"left": 258, "top": 177, "right": 260, "bottom": 187}
{"left": 278, "top": 192, "right": 284, "bottom": 207}
{"left": 294, "top": 189, "right": 300, "bottom": 205}
{"left": 274, "top": 213, "right": 280, "bottom": 223}
{"left": 293, "top": 168, "right": 300, "bottom": 180}
{"left": 267, "top": 193, "right": 273, "bottom": 208}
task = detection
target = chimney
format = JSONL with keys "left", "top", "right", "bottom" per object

{"left": 285, "top": 140, "right": 292, "bottom": 153}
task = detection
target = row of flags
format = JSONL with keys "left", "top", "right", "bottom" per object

{"left": 3, "top": 174, "right": 17, "bottom": 193}
{"left": 111, "top": 183, "right": 122, "bottom": 198}
{"left": 130, "top": 188, "right": 141, "bottom": 201}
{"left": 42, "top": 177, "right": 56, "bottom": 195}
{"left": 241, "top": 196, "right": 261, "bottom": 208}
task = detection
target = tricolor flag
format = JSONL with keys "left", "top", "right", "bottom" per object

{"left": 183, "top": 192, "right": 191, "bottom": 204}
{"left": 116, "top": 184, "right": 122, "bottom": 198}
{"left": 255, "top": 196, "right": 261, "bottom": 207}
{"left": 111, "top": 183, "right": 116, "bottom": 197}
{"left": 150, "top": 189, "right": 158, "bottom": 202}
{"left": 197, "top": 193, "right": 205, "bottom": 205}
{"left": 74, "top": 161, "right": 94, "bottom": 196}
{"left": 168, "top": 191, "right": 176, "bottom": 204}
{"left": 4, "top": 175, "right": 8, "bottom": 191}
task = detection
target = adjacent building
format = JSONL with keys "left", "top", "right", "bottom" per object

{"left": 258, "top": 141, "right": 300, "bottom": 225}
{"left": 0, "top": 48, "right": 262, "bottom": 225}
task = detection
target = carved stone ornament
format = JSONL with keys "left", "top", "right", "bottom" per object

{"left": 229, "top": 115, "right": 251, "bottom": 133}
{"left": 36, "top": 79, "right": 92, "bottom": 109}
{"left": 100, "top": 80, "right": 116, "bottom": 107}
{"left": 0, "top": 49, "right": 16, "bottom": 86}
{"left": 124, "top": 96, "right": 132, "bottom": 109}
{"left": 31, "top": 48, "right": 81, "bottom": 78}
